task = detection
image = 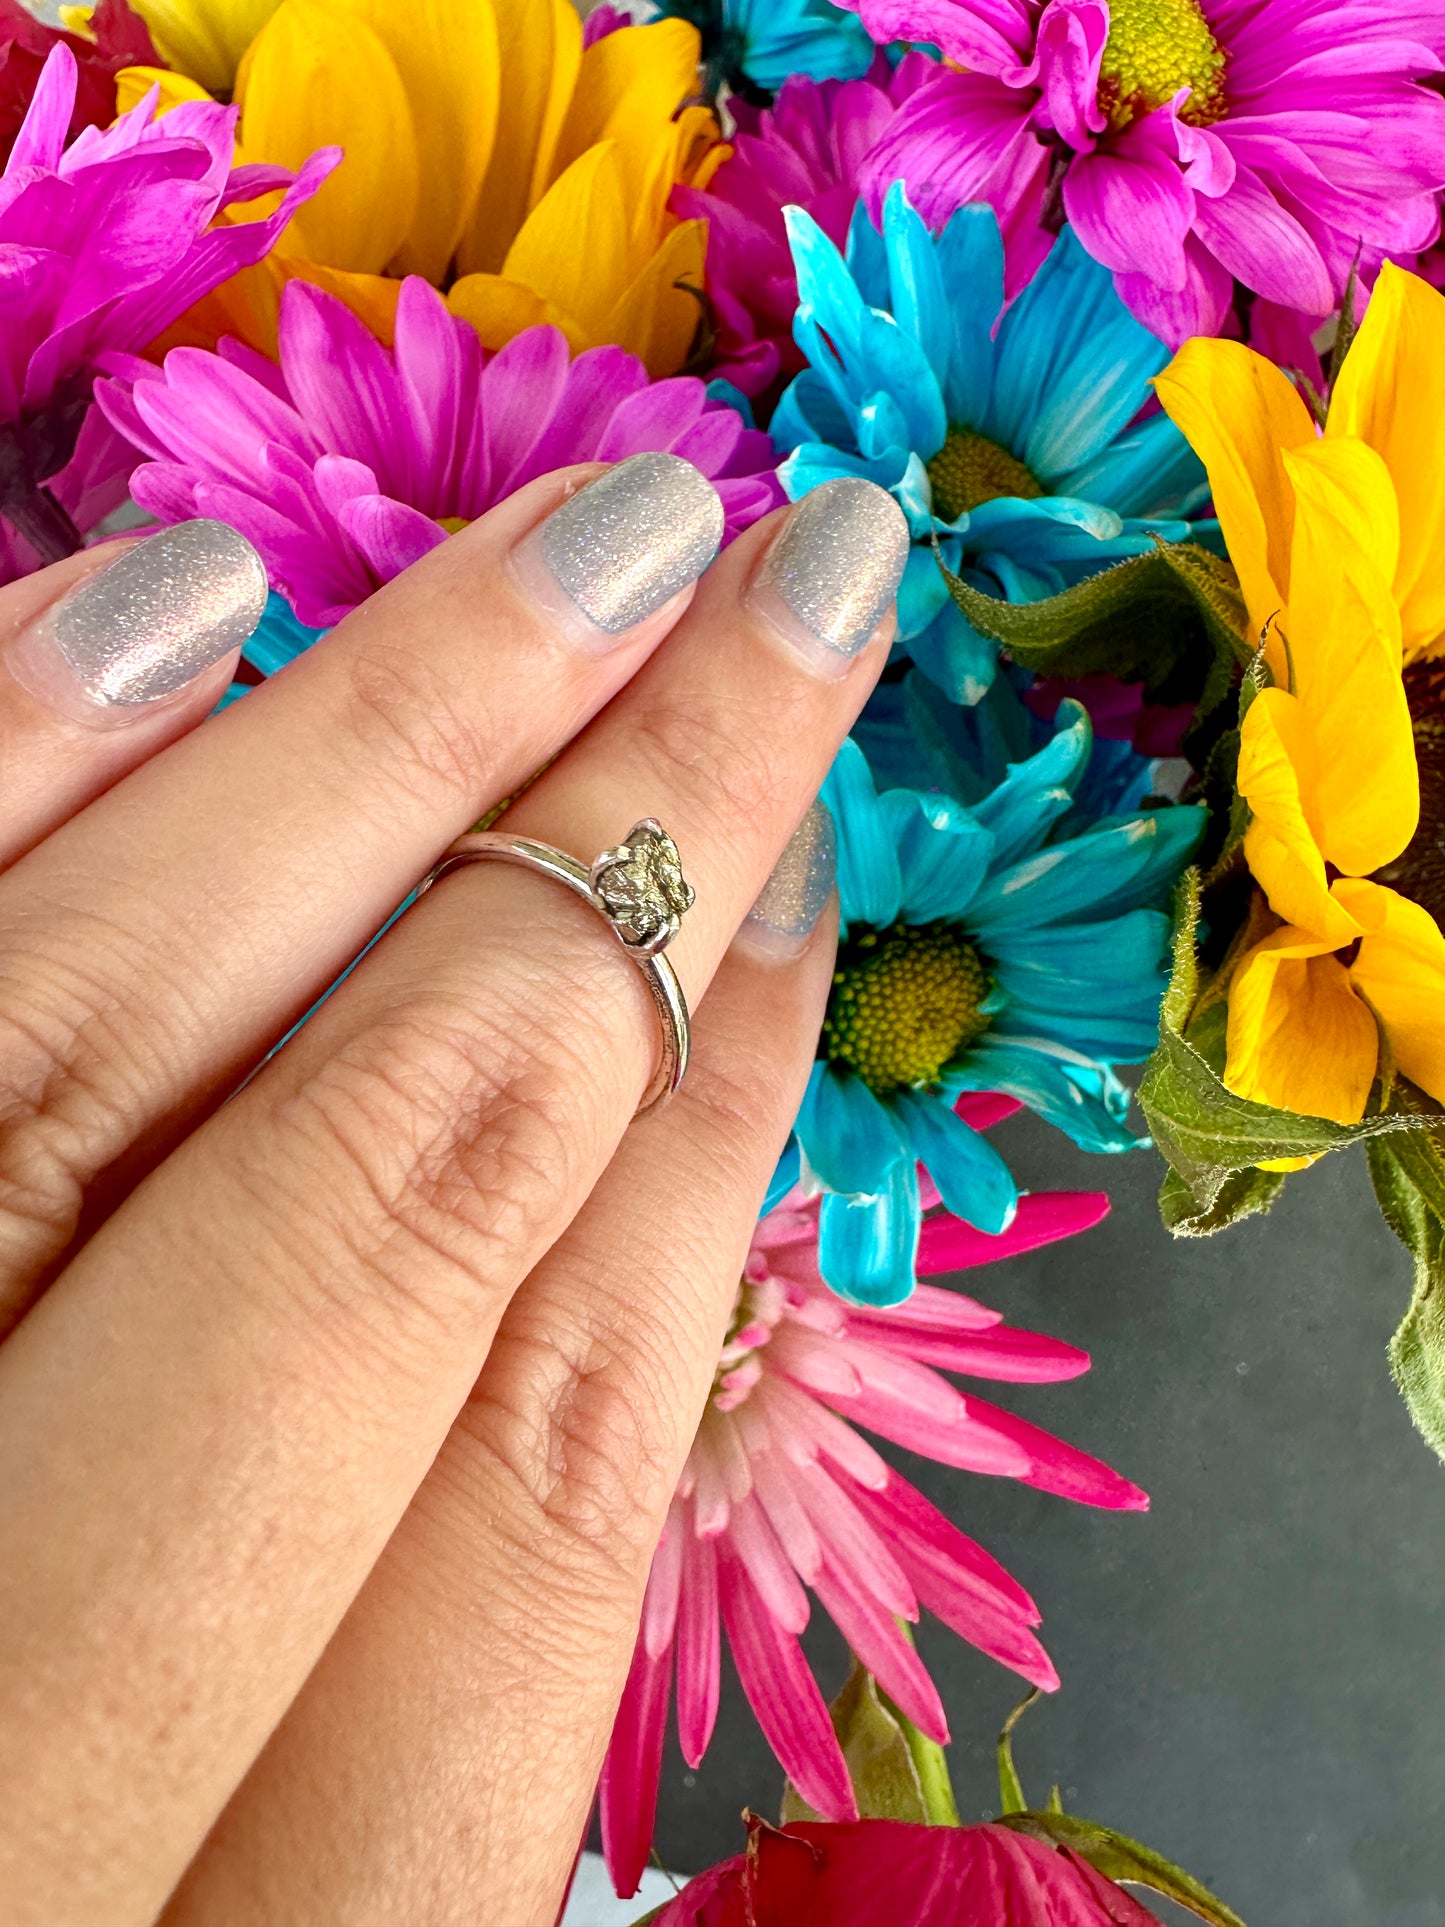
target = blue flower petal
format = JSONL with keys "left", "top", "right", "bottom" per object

{"left": 845, "top": 196, "right": 890, "bottom": 311}
{"left": 967, "top": 804, "right": 1207, "bottom": 934}
{"left": 818, "top": 1160, "right": 921, "bottom": 1306}
{"left": 796, "top": 1059, "right": 910, "bottom": 1197}
{"left": 822, "top": 736, "right": 904, "bottom": 928}
{"left": 880, "top": 786, "right": 994, "bottom": 922}
{"left": 891, "top": 1086, "right": 1018, "bottom": 1234}
{"left": 933, "top": 203, "right": 1003, "bottom": 429}
{"left": 906, "top": 596, "right": 999, "bottom": 705}
{"left": 896, "top": 541, "right": 953, "bottom": 639}
{"left": 992, "top": 227, "right": 1172, "bottom": 481}
{"left": 762, "top": 1136, "right": 802, "bottom": 1214}
{"left": 946, "top": 1038, "right": 1146, "bottom": 1153}
{"left": 882, "top": 182, "right": 952, "bottom": 395}
{"left": 1056, "top": 407, "right": 1206, "bottom": 519}
{"left": 970, "top": 700, "right": 1092, "bottom": 865}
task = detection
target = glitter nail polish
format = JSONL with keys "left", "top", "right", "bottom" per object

{"left": 8, "top": 519, "right": 267, "bottom": 726}
{"left": 515, "top": 451, "right": 725, "bottom": 647}
{"left": 749, "top": 477, "right": 909, "bottom": 676}
{"left": 741, "top": 800, "right": 838, "bottom": 959}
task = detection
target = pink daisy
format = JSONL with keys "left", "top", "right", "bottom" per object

{"left": 840, "top": 0, "right": 1445, "bottom": 345}
{"left": 97, "top": 276, "right": 785, "bottom": 630}
{"left": 673, "top": 52, "right": 937, "bottom": 399}
{"left": 0, "top": 42, "right": 333, "bottom": 583}
{"left": 599, "top": 1153, "right": 1144, "bottom": 1897}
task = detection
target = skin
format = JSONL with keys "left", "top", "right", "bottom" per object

{"left": 0, "top": 466, "right": 890, "bottom": 1927}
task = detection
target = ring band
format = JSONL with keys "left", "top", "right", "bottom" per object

{"left": 416, "top": 818, "right": 694, "bottom": 1115}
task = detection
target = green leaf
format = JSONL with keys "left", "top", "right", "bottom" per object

{"left": 939, "top": 541, "right": 1249, "bottom": 733}
{"left": 1370, "top": 1109, "right": 1445, "bottom": 1460}
{"left": 1139, "top": 869, "right": 1442, "bottom": 1229}
{"left": 996, "top": 1811, "right": 1249, "bottom": 1927}
{"left": 782, "top": 1663, "right": 941, "bottom": 1826}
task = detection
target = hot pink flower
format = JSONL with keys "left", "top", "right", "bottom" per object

{"left": 99, "top": 277, "right": 784, "bottom": 629}
{"left": 599, "top": 1169, "right": 1144, "bottom": 1897}
{"left": 673, "top": 53, "right": 937, "bottom": 399}
{"left": 839, "top": 0, "right": 1445, "bottom": 345}
{"left": 652, "top": 1814, "right": 1162, "bottom": 1926}
{"left": 0, "top": 43, "right": 335, "bottom": 582}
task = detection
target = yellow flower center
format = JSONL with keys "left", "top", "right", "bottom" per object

{"left": 823, "top": 923, "right": 993, "bottom": 1097}
{"left": 439, "top": 516, "right": 470, "bottom": 535}
{"left": 926, "top": 428, "right": 1044, "bottom": 522}
{"left": 1096, "top": 0, "right": 1228, "bottom": 133}
{"left": 1374, "top": 662, "right": 1445, "bottom": 927}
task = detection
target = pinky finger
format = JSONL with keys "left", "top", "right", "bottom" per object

{"left": 0, "top": 520, "right": 266, "bottom": 869}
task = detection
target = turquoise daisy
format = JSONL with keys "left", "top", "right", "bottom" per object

{"left": 789, "top": 702, "right": 1205, "bottom": 1307}
{"left": 772, "top": 185, "right": 1210, "bottom": 704}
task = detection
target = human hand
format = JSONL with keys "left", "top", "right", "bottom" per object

{"left": 0, "top": 458, "right": 907, "bottom": 1926}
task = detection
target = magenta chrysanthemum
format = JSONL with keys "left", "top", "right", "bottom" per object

{"left": 99, "top": 276, "right": 786, "bottom": 629}
{"left": 598, "top": 1178, "right": 1145, "bottom": 1897}
{"left": 0, "top": 42, "right": 334, "bottom": 583}
{"left": 673, "top": 52, "right": 936, "bottom": 398}
{"left": 839, "top": 0, "right": 1445, "bottom": 345}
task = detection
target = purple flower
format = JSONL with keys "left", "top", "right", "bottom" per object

{"left": 675, "top": 53, "right": 936, "bottom": 398}
{"left": 838, "top": 0, "right": 1445, "bottom": 345}
{"left": 98, "top": 276, "right": 786, "bottom": 630}
{"left": 0, "top": 42, "right": 335, "bottom": 580}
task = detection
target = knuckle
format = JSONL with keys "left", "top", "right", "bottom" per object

{"left": 629, "top": 686, "right": 798, "bottom": 828}
{"left": 339, "top": 640, "right": 495, "bottom": 816}
{"left": 264, "top": 975, "right": 627, "bottom": 1359}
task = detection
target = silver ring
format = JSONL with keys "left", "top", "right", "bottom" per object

{"left": 416, "top": 818, "right": 693, "bottom": 1115}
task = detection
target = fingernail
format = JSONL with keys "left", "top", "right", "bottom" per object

{"left": 7, "top": 519, "right": 266, "bottom": 728}
{"left": 739, "top": 800, "right": 837, "bottom": 960}
{"left": 512, "top": 451, "right": 724, "bottom": 651}
{"left": 749, "top": 477, "right": 910, "bottom": 677}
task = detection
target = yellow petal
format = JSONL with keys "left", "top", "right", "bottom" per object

{"left": 1153, "top": 337, "right": 1316, "bottom": 672}
{"left": 551, "top": 18, "right": 701, "bottom": 186}
{"left": 502, "top": 141, "right": 630, "bottom": 338}
{"left": 457, "top": 0, "right": 582, "bottom": 278}
{"left": 1225, "top": 925, "right": 1378, "bottom": 1124}
{"left": 239, "top": 0, "right": 418, "bottom": 276}
{"left": 597, "top": 216, "right": 706, "bottom": 377}
{"left": 1328, "top": 262, "right": 1445, "bottom": 665}
{"left": 57, "top": 6, "right": 94, "bottom": 39}
{"left": 1237, "top": 687, "right": 1361, "bottom": 945}
{"left": 152, "top": 254, "right": 401, "bottom": 359}
{"left": 445, "top": 274, "right": 587, "bottom": 355}
{"left": 1280, "top": 437, "right": 1417, "bottom": 875}
{"left": 131, "top": 0, "right": 281, "bottom": 93}
{"left": 1335, "top": 878, "right": 1445, "bottom": 1107}
{"left": 336, "top": 0, "right": 499, "bottom": 284}
{"left": 115, "top": 64, "right": 218, "bottom": 116}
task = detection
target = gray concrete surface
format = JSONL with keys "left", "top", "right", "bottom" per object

{"left": 643, "top": 1115, "right": 1445, "bottom": 1926}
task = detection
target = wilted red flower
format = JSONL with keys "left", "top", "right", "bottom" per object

{"left": 652, "top": 1815, "right": 1162, "bottom": 1926}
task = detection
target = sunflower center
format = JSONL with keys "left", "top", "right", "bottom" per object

{"left": 1374, "top": 662, "right": 1445, "bottom": 929}
{"left": 926, "top": 428, "right": 1043, "bottom": 523}
{"left": 1095, "top": 0, "right": 1228, "bottom": 132}
{"left": 823, "top": 922, "right": 993, "bottom": 1097}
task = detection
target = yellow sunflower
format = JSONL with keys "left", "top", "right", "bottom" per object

{"left": 1155, "top": 264, "right": 1445, "bottom": 1127}
{"left": 117, "top": 0, "right": 722, "bottom": 376}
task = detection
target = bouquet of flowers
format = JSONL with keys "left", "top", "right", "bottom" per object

{"left": 6, "top": 0, "right": 1445, "bottom": 1915}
